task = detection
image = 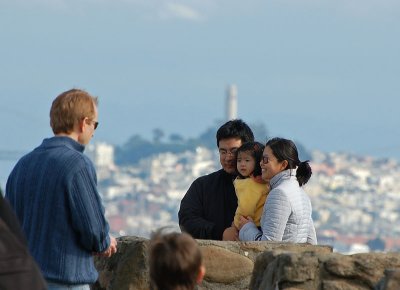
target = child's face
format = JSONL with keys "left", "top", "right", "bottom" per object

{"left": 236, "top": 151, "right": 256, "bottom": 177}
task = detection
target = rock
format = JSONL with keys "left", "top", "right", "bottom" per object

{"left": 380, "top": 269, "right": 400, "bottom": 290}
{"left": 251, "top": 251, "right": 321, "bottom": 290}
{"left": 92, "top": 236, "right": 400, "bottom": 290}
{"left": 94, "top": 236, "right": 150, "bottom": 290}
{"left": 277, "top": 252, "right": 319, "bottom": 282}
{"left": 201, "top": 245, "right": 253, "bottom": 283}
{"left": 322, "top": 280, "right": 369, "bottom": 290}
{"left": 323, "top": 253, "right": 400, "bottom": 288}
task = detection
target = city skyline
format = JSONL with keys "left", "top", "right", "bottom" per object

{"left": 1, "top": 0, "right": 400, "bottom": 162}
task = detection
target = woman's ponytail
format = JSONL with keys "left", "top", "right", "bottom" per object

{"left": 296, "top": 160, "right": 312, "bottom": 186}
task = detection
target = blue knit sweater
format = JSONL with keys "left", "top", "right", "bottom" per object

{"left": 6, "top": 136, "right": 110, "bottom": 284}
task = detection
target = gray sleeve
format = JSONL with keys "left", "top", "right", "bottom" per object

{"left": 239, "top": 221, "right": 263, "bottom": 241}
{"left": 307, "top": 218, "right": 318, "bottom": 245}
{"left": 259, "top": 189, "right": 291, "bottom": 241}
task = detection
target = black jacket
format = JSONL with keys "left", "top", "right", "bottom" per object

{"left": 0, "top": 195, "right": 47, "bottom": 290}
{"left": 0, "top": 194, "right": 26, "bottom": 243}
{"left": 178, "top": 169, "right": 237, "bottom": 240}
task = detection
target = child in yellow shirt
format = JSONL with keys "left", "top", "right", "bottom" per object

{"left": 233, "top": 141, "right": 269, "bottom": 229}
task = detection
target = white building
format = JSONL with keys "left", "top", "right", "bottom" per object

{"left": 226, "top": 84, "right": 238, "bottom": 120}
{"left": 86, "top": 142, "right": 115, "bottom": 168}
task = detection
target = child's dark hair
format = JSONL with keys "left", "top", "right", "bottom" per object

{"left": 149, "top": 229, "right": 202, "bottom": 290}
{"left": 265, "top": 137, "right": 312, "bottom": 186}
{"left": 216, "top": 119, "right": 254, "bottom": 147}
{"left": 236, "top": 141, "right": 264, "bottom": 178}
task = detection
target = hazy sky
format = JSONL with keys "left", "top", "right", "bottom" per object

{"left": 1, "top": 0, "right": 400, "bottom": 161}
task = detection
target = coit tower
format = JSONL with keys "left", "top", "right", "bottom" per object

{"left": 226, "top": 84, "right": 238, "bottom": 121}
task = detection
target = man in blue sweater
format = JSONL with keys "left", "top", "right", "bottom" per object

{"left": 6, "top": 89, "right": 117, "bottom": 290}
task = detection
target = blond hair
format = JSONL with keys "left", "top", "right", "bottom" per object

{"left": 50, "top": 89, "right": 98, "bottom": 134}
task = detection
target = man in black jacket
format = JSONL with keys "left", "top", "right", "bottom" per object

{"left": 178, "top": 119, "right": 254, "bottom": 240}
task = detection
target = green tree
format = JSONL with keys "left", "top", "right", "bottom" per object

{"left": 250, "top": 122, "right": 269, "bottom": 143}
{"left": 115, "top": 135, "right": 153, "bottom": 165}
{"left": 169, "top": 133, "right": 184, "bottom": 143}
{"left": 152, "top": 128, "right": 165, "bottom": 143}
{"left": 114, "top": 121, "right": 312, "bottom": 166}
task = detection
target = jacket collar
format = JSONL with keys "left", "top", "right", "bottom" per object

{"left": 41, "top": 136, "right": 85, "bottom": 153}
{"left": 220, "top": 169, "right": 237, "bottom": 181}
{"left": 270, "top": 168, "right": 297, "bottom": 189}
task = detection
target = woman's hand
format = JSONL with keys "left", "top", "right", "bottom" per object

{"left": 238, "top": 216, "right": 254, "bottom": 230}
{"left": 222, "top": 226, "right": 239, "bottom": 241}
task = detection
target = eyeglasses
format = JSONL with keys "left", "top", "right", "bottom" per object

{"left": 262, "top": 155, "right": 269, "bottom": 164}
{"left": 218, "top": 148, "right": 238, "bottom": 157}
{"left": 85, "top": 119, "right": 99, "bottom": 130}
{"left": 92, "top": 121, "right": 99, "bottom": 130}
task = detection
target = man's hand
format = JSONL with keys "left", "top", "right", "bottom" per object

{"left": 96, "top": 236, "right": 117, "bottom": 258}
{"left": 222, "top": 226, "right": 238, "bottom": 241}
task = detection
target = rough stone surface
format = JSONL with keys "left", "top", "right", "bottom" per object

{"left": 252, "top": 250, "right": 400, "bottom": 290}
{"left": 321, "top": 280, "right": 369, "bottom": 290}
{"left": 321, "top": 253, "right": 400, "bottom": 289}
{"left": 252, "top": 251, "right": 320, "bottom": 290}
{"left": 377, "top": 269, "right": 400, "bottom": 290}
{"left": 201, "top": 245, "right": 253, "bottom": 283}
{"left": 92, "top": 236, "right": 400, "bottom": 290}
{"left": 93, "top": 236, "right": 150, "bottom": 290}
{"left": 277, "top": 252, "right": 319, "bottom": 282}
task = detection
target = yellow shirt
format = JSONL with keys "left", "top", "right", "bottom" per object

{"left": 233, "top": 177, "right": 269, "bottom": 228}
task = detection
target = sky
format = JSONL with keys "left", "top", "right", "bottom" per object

{"left": 1, "top": 0, "right": 400, "bottom": 166}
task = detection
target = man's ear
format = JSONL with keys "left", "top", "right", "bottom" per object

{"left": 79, "top": 118, "right": 87, "bottom": 133}
{"left": 196, "top": 265, "right": 206, "bottom": 284}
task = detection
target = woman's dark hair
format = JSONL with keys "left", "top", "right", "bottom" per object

{"left": 266, "top": 137, "right": 312, "bottom": 186}
{"left": 216, "top": 119, "right": 254, "bottom": 147}
{"left": 236, "top": 141, "right": 264, "bottom": 178}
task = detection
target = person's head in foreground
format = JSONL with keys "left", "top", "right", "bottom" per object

{"left": 149, "top": 229, "right": 206, "bottom": 290}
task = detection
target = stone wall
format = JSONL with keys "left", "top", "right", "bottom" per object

{"left": 93, "top": 236, "right": 400, "bottom": 290}
{"left": 250, "top": 250, "right": 400, "bottom": 290}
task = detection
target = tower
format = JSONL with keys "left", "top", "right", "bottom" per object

{"left": 226, "top": 84, "right": 238, "bottom": 121}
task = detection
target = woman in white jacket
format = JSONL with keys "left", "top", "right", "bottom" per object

{"left": 238, "top": 137, "right": 317, "bottom": 244}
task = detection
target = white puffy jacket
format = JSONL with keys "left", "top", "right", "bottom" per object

{"left": 239, "top": 169, "right": 317, "bottom": 244}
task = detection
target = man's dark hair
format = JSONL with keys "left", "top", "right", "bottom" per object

{"left": 216, "top": 119, "right": 254, "bottom": 147}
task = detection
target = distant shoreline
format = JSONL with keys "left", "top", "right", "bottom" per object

{"left": 0, "top": 160, "right": 17, "bottom": 190}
